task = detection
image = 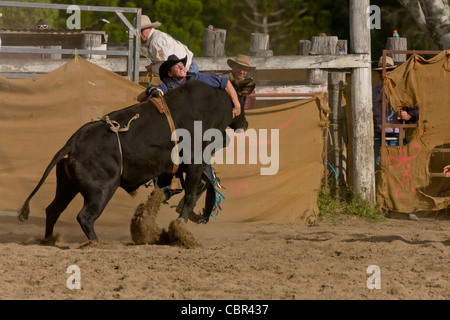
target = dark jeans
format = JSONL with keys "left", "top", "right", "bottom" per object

{"left": 374, "top": 132, "right": 401, "bottom": 170}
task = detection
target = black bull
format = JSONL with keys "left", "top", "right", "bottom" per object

{"left": 18, "top": 80, "right": 248, "bottom": 241}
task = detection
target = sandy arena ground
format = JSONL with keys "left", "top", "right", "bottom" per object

{"left": 0, "top": 208, "right": 448, "bottom": 301}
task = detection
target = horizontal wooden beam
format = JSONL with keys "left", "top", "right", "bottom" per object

{"left": 0, "top": 54, "right": 370, "bottom": 76}
{"left": 197, "top": 54, "right": 370, "bottom": 71}
{"left": 0, "top": 58, "right": 130, "bottom": 74}
{"left": 0, "top": 47, "right": 127, "bottom": 56}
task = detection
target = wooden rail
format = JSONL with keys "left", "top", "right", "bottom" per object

{"left": 0, "top": 54, "right": 370, "bottom": 75}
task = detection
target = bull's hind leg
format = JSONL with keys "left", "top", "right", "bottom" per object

{"left": 77, "top": 184, "right": 118, "bottom": 241}
{"left": 44, "top": 159, "right": 79, "bottom": 240}
{"left": 179, "top": 165, "right": 204, "bottom": 223}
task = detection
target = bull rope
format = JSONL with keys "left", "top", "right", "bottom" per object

{"left": 92, "top": 114, "right": 140, "bottom": 175}
{"left": 148, "top": 97, "right": 179, "bottom": 174}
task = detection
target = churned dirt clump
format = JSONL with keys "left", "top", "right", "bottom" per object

{"left": 130, "top": 189, "right": 165, "bottom": 245}
{"left": 167, "top": 218, "right": 200, "bottom": 249}
{"left": 130, "top": 189, "right": 199, "bottom": 248}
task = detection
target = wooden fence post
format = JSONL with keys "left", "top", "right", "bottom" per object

{"left": 386, "top": 36, "right": 407, "bottom": 65}
{"left": 328, "top": 39, "right": 348, "bottom": 194}
{"left": 250, "top": 33, "right": 273, "bottom": 57}
{"left": 298, "top": 40, "right": 311, "bottom": 56}
{"left": 349, "top": 0, "right": 375, "bottom": 203}
{"left": 300, "top": 34, "right": 337, "bottom": 85}
{"left": 247, "top": 33, "right": 272, "bottom": 109}
{"left": 82, "top": 33, "right": 106, "bottom": 59}
{"left": 310, "top": 34, "right": 338, "bottom": 55}
{"left": 41, "top": 46, "right": 62, "bottom": 59}
{"left": 203, "top": 27, "right": 226, "bottom": 57}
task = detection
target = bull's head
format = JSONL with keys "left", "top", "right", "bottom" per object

{"left": 229, "top": 80, "right": 252, "bottom": 131}
{"left": 230, "top": 104, "right": 248, "bottom": 132}
{"left": 234, "top": 78, "right": 255, "bottom": 97}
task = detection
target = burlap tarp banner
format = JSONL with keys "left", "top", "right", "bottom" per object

{"left": 0, "top": 57, "right": 329, "bottom": 226}
{"left": 377, "top": 50, "right": 450, "bottom": 213}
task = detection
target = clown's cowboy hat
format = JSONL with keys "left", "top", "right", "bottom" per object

{"left": 373, "top": 56, "right": 397, "bottom": 71}
{"left": 227, "top": 54, "right": 256, "bottom": 71}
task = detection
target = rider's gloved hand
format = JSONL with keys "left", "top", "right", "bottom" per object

{"left": 145, "top": 86, "right": 164, "bottom": 98}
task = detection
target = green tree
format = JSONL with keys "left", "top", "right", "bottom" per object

{"left": 0, "top": 0, "right": 352, "bottom": 56}
{"left": 2, "top": 0, "right": 439, "bottom": 58}
{"left": 239, "top": 0, "right": 313, "bottom": 54}
{"left": 201, "top": 0, "right": 248, "bottom": 55}
{"left": 201, "top": 0, "right": 349, "bottom": 56}
{"left": 397, "top": 0, "right": 449, "bottom": 50}
{"left": 145, "top": 0, "right": 204, "bottom": 56}
{"left": 0, "top": 0, "right": 59, "bottom": 29}
{"left": 0, "top": 0, "right": 139, "bottom": 43}
{"left": 370, "top": 0, "right": 439, "bottom": 60}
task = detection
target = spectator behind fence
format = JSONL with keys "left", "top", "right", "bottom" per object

{"left": 372, "top": 56, "right": 419, "bottom": 171}
{"left": 373, "top": 56, "right": 419, "bottom": 221}
{"left": 137, "top": 15, "right": 198, "bottom": 85}
{"left": 221, "top": 54, "right": 257, "bottom": 109}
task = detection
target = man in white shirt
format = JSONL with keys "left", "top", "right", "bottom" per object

{"left": 138, "top": 15, "right": 198, "bottom": 79}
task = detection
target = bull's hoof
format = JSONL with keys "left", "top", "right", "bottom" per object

{"left": 39, "top": 234, "right": 60, "bottom": 246}
{"left": 178, "top": 214, "right": 189, "bottom": 224}
{"left": 17, "top": 205, "right": 30, "bottom": 222}
{"left": 18, "top": 214, "right": 28, "bottom": 222}
{"left": 188, "top": 211, "right": 202, "bottom": 224}
{"left": 78, "top": 240, "right": 105, "bottom": 249}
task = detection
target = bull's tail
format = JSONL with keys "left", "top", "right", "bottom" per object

{"left": 18, "top": 143, "right": 72, "bottom": 221}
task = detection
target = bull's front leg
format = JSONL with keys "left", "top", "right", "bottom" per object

{"left": 179, "top": 165, "right": 204, "bottom": 223}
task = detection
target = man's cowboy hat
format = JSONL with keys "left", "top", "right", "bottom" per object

{"left": 227, "top": 54, "right": 256, "bottom": 71}
{"left": 373, "top": 56, "right": 397, "bottom": 71}
{"left": 139, "top": 15, "right": 161, "bottom": 30}
{"left": 159, "top": 55, "right": 187, "bottom": 78}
